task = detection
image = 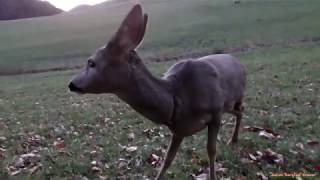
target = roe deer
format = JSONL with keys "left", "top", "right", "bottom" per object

{"left": 69, "top": 4, "right": 246, "bottom": 180}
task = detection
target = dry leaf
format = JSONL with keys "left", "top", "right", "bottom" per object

{"left": 248, "top": 153, "right": 257, "bottom": 161}
{"left": 91, "top": 166, "right": 102, "bottom": 173}
{"left": 216, "top": 167, "right": 228, "bottom": 173}
{"left": 259, "top": 130, "right": 279, "bottom": 139}
{"left": 54, "top": 139, "right": 65, "bottom": 149}
{"left": 128, "top": 133, "right": 135, "bottom": 141}
{"left": 29, "top": 164, "right": 42, "bottom": 175}
{"left": 256, "top": 151, "right": 263, "bottom": 157}
{"left": 243, "top": 126, "right": 280, "bottom": 140}
{"left": 296, "top": 143, "right": 304, "bottom": 150}
{"left": 263, "top": 148, "right": 284, "bottom": 165}
{"left": 7, "top": 151, "right": 42, "bottom": 176}
{"left": 289, "top": 149, "right": 298, "bottom": 155}
{"left": 243, "top": 126, "right": 264, "bottom": 132}
{"left": 0, "top": 148, "right": 6, "bottom": 152}
{"left": 125, "top": 146, "right": 138, "bottom": 153}
{"left": 117, "top": 159, "right": 128, "bottom": 170}
{"left": 257, "top": 171, "right": 268, "bottom": 180}
{"left": 148, "top": 153, "right": 162, "bottom": 167}
{"left": 191, "top": 173, "right": 207, "bottom": 180}
{"left": 0, "top": 136, "right": 7, "bottom": 142}
{"left": 91, "top": 161, "right": 98, "bottom": 166}
{"left": 307, "top": 140, "right": 319, "bottom": 146}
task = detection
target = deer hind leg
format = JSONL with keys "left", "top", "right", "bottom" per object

{"left": 228, "top": 101, "right": 244, "bottom": 145}
{"left": 207, "top": 112, "right": 222, "bottom": 180}
{"left": 155, "top": 135, "right": 183, "bottom": 180}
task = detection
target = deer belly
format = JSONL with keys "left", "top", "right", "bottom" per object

{"left": 170, "top": 114, "right": 212, "bottom": 136}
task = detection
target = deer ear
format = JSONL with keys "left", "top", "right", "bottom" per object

{"left": 136, "top": 13, "right": 148, "bottom": 48}
{"left": 109, "top": 4, "right": 146, "bottom": 54}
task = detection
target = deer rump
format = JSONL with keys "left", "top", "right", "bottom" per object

{"left": 163, "top": 54, "right": 246, "bottom": 136}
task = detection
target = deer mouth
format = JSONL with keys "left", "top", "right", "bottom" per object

{"left": 69, "top": 82, "right": 84, "bottom": 94}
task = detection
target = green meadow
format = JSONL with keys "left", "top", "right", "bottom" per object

{"left": 0, "top": 0, "right": 320, "bottom": 74}
{"left": 0, "top": 0, "right": 319, "bottom": 179}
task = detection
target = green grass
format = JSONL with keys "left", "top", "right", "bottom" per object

{"left": 1, "top": 0, "right": 320, "bottom": 73}
{"left": 0, "top": 43, "right": 319, "bottom": 179}
{"left": 0, "top": 0, "right": 320, "bottom": 179}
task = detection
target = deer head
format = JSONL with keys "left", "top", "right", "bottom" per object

{"left": 69, "top": 4, "right": 148, "bottom": 94}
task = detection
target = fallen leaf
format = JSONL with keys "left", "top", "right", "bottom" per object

{"left": 191, "top": 173, "right": 207, "bottom": 180}
{"left": 20, "top": 153, "right": 40, "bottom": 159}
{"left": 307, "top": 140, "right": 319, "bottom": 146}
{"left": 0, "top": 136, "right": 7, "bottom": 142}
{"left": 296, "top": 143, "right": 304, "bottom": 150}
{"left": 259, "top": 130, "right": 279, "bottom": 139}
{"left": 243, "top": 126, "right": 280, "bottom": 140}
{"left": 90, "top": 150, "right": 98, "bottom": 157}
{"left": 8, "top": 169, "right": 22, "bottom": 176}
{"left": 125, "top": 146, "right": 138, "bottom": 153}
{"left": 263, "top": 148, "right": 284, "bottom": 165}
{"left": 216, "top": 167, "right": 228, "bottom": 173}
{"left": 91, "top": 161, "right": 98, "bottom": 166}
{"left": 53, "top": 139, "right": 65, "bottom": 149}
{"left": 148, "top": 153, "right": 162, "bottom": 167}
{"left": 243, "top": 126, "right": 264, "bottom": 132}
{"left": 117, "top": 158, "right": 128, "bottom": 170}
{"left": 128, "top": 133, "right": 135, "bottom": 141}
{"left": 29, "top": 164, "right": 42, "bottom": 175}
{"left": 7, "top": 151, "right": 42, "bottom": 176}
{"left": 248, "top": 153, "right": 257, "bottom": 161}
{"left": 91, "top": 166, "right": 102, "bottom": 174}
{"left": 256, "top": 171, "right": 268, "bottom": 180}
{"left": 256, "top": 151, "right": 263, "bottom": 157}
{"left": 289, "top": 149, "right": 298, "bottom": 155}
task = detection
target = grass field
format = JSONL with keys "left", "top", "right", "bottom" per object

{"left": 0, "top": 0, "right": 320, "bottom": 179}
{"left": 1, "top": 43, "right": 319, "bottom": 179}
{"left": 0, "top": 0, "right": 320, "bottom": 74}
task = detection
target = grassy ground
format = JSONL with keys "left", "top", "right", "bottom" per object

{"left": 0, "top": 43, "right": 319, "bottom": 179}
{"left": 0, "top": 0, "right": 320, "bottom": 179}
{"left": 1, "top": 0, "right": 320, "bottom": 74}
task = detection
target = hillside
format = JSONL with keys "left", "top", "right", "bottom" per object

{"left": 0, "top": 0, "right": 319, "bottom": 74}
{"left": 70, "top": 5, "right": 92, "bottom": 12}
{"left": 0, "top": 0, "right": 63, "bottom": 21}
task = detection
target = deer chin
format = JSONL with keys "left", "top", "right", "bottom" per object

{"left": 73, "top": 90, "right": 85, "bottom": 95}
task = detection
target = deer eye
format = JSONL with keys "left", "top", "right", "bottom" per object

{"left": 88, "top": 60, "right": 95, "bottom": 68}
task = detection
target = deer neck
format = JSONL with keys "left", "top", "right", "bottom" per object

{"left": 116, "top": 54, "right": 174, "bottom": 126}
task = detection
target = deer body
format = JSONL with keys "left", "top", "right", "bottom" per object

{"left": 69, "top": 5, "right": 245, "bottom": 180}
{"left": 164, "top": 54, "right": 245, "bottom": 136}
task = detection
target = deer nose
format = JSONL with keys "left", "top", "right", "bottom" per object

{"left": 69, "top": 82, "right": 82, "bottom": 92}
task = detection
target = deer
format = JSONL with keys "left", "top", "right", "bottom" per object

{"left": 68, "top": 4, "right": 246, "bottom": 180}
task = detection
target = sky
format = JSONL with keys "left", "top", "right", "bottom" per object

{"left": 44, "top": 0, "right": 108, "bottom": 11}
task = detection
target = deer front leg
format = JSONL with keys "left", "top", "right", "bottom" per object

{"left": 207, "top": 113, "right": 221, "bottom": 180}
{"left": 155, "top": 135, "right": 183, "bottom": 180}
